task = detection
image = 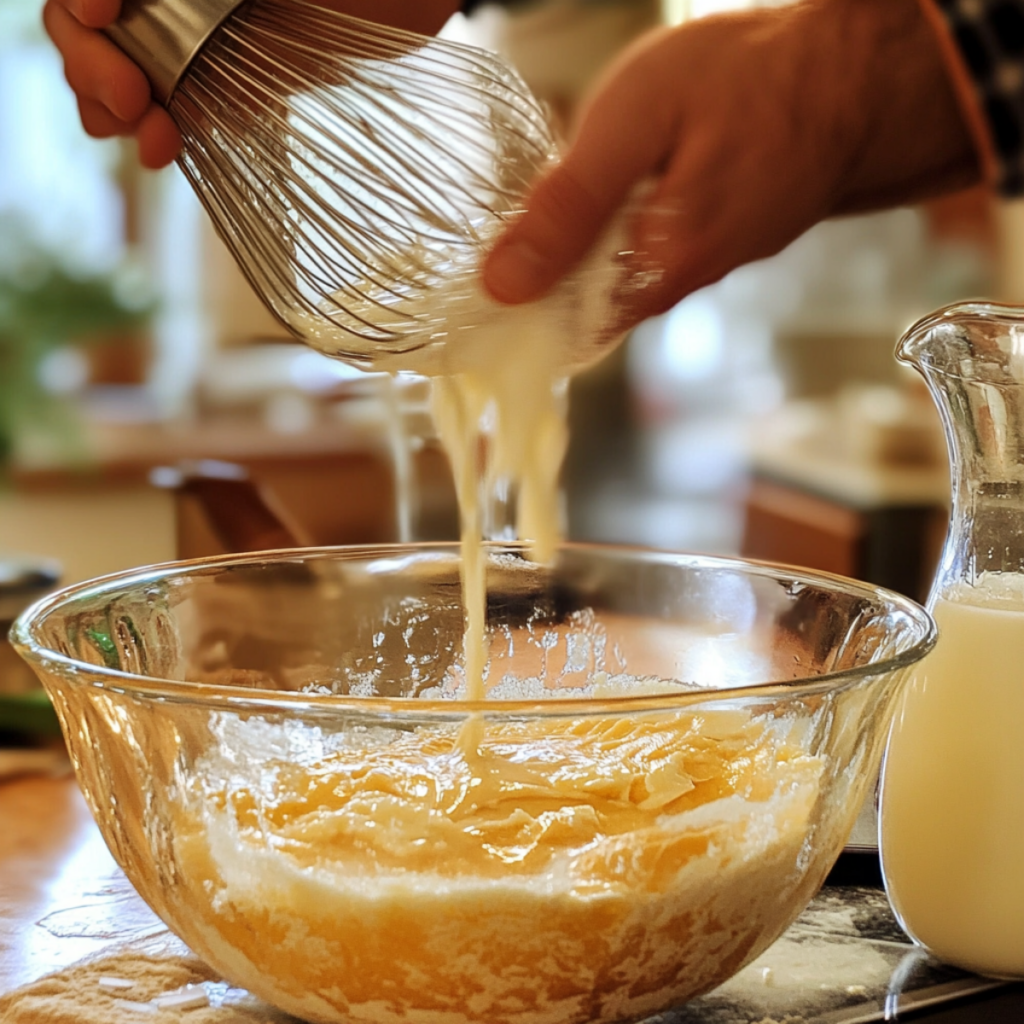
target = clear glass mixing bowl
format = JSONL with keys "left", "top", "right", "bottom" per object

{"left": 11, "top": 543, "right": 935, "bottom": 1024}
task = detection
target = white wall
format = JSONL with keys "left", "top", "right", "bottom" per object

{"left": 0, "top": 487, "right": 176, "bottom": 585}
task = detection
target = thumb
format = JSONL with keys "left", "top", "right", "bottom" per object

{"left": 482, "top": 39, "right": 673, "bottom": 305}
{"left": 482, "top": 165, "right": 609, "bottom": 305}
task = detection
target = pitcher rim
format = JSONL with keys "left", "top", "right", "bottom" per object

{"left": 898, "top": 299, "right": 1024, "bottom": 380}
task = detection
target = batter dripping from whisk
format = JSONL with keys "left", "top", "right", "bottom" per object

{"left": 363, "top": 211, "right": 635, "bottom": 721}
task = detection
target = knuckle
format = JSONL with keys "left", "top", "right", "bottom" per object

{"left": 41, "top": 0, "right": 66, "bottom": 42}
{"left": 111, "top": 79, "right": 149, "bottom": 122}
{"left": 62, "top": 58, "right": 87, "bottom": 97}
{"left": 75, "top": 0, "right": 122, "bottom": 30}
{"left": 79, "top": 105, "right": 116, "bottom": 138}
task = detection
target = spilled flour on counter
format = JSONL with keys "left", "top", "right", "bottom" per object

{"left": 1, "top": 886, "right": 985, "bottom": 1024}
{"left": 0, "top": 945, "right": 289, "bottom": 1023}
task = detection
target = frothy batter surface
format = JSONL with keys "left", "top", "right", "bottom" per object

{"left": 172, "top": 707, "right": 822, "bottom": 1024}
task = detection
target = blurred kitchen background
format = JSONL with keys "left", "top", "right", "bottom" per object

{"left": 0, "top": 0, "right": 1016, "bottom": 601}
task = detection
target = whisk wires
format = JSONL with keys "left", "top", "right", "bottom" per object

{"left": 169, "top": 0, "right": 556, "bottom": 361}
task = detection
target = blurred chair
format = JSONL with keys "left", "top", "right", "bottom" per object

{"left": 152, "top": 457, "right": 395, "bottom": 559}
{"left": 151, "top": 460, "right": 306, "bottom": 558}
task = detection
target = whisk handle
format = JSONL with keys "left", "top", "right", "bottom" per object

{"left": 103, "top": 0, "right": 245, "bottom": 105}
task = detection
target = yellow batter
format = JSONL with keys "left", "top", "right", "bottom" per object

{"left": 171, "top": 708, "right": 822, "bottom": 1024}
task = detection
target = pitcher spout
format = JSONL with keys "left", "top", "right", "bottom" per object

{"left": 897, "top": 300, "right": 1024, "bottom": 384}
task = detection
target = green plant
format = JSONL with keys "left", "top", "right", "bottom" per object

{"left": 0, "top": 222, "right": 155, "bottom": 466}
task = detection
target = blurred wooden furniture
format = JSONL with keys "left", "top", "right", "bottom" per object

{"left": 167, "top": 449, "right": 398, "bottom": 555}
{"left": 743, "top": 475, "right": 948, "bottom": 602}
{"left": 3, "top": 410, "right": 458, "bottom": 583}
{"left": 12, "top": 415, "right": 400, "bottom": 542}
{"left": 742, "top": 399, "right": 949, "bottom": 602}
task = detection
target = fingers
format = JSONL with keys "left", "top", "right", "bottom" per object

{"left": 482, "top": 167, "right": 609, "bottom": 305}
{"left": 77, "top": 95, "right": 128, "bottom": 138}
{"left": 45, "top": 0, "right": 181, "bottom": 166}
{"left": 136, "top": 106, "right": 184, "bottom": 169}
{"left": 620, "top": 119, "right": 833, "bottom": 327}
{"left": 46, "top": 0, "right": 152, "bottom": 122}
{"left": 482, "top": 7, "right": 843, "bottom": 329}
{"left": 77, "top": 97, "right": 181, "bottom": 168}
{"left": 622, "top": 137, "right": 731, "bottom": 320}
{"left": 483, "top": 32, "right": 674, "bottom": 305}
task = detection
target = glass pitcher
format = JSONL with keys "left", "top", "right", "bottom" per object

{"left": 878, "top": 300, "right": 1024, "bottom": 979}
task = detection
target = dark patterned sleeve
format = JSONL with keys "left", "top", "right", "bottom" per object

{"left": 923, "top": 0, "right": 1024, "bottom": 193}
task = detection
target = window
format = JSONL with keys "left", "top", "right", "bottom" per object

{"left": 0, "top": 1, "right": 125, "bottom": 270}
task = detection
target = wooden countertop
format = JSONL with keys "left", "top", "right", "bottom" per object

{"left": 0, "top": 773, "right": 143, "bottom": 994}
{"left": 9, "top": 411, "right": 395, "bottom": 492}
{"left": 748, "top": 396, "right": 949, "bottom": 510}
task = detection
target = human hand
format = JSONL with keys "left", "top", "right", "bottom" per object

{"left": 482, "top": 0, "right": 981, "bottom": 331}
{"left": 42, "top": 0, "right": 462, "bottom": 170}
{"left": 43, "top": 0, "right": 182, "bottom": 168}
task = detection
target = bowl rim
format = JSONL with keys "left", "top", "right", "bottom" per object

{"left": 9, "top": 541, "right": 937, "bottom": 717}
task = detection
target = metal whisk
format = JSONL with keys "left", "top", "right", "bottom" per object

{"left": 107, "top": 0, "right": 556, "bottom": 365}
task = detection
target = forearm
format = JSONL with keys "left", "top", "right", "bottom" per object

{"left": 818, "top": 0, "right": 982, "bottom": 216}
